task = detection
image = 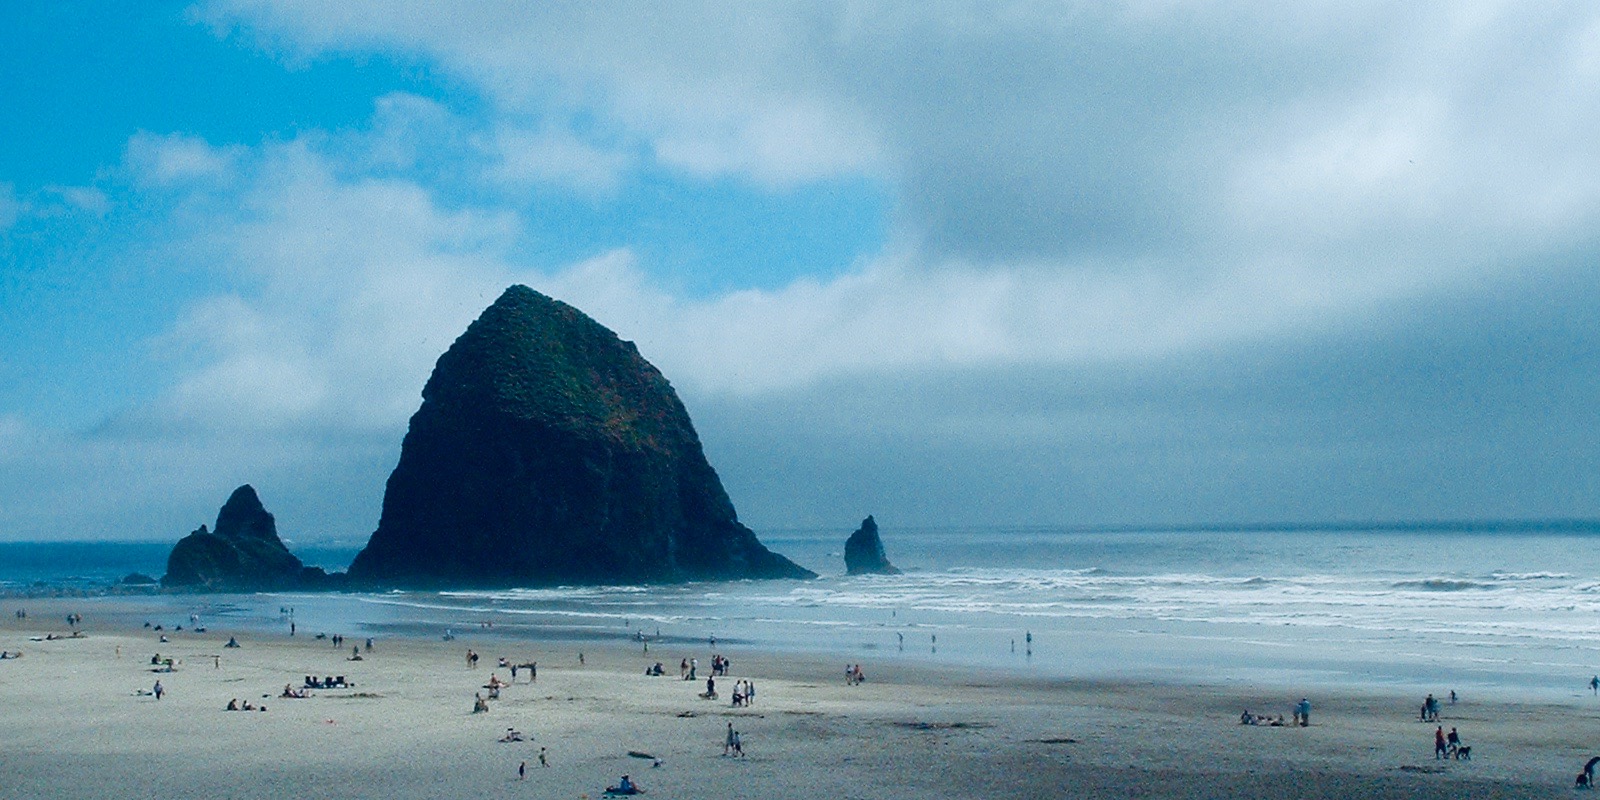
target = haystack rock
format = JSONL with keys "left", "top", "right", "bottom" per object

{"left": 162, "top": 485, "right": 322, "bottom": 590}
{"left": 844, "top": 515, "right": 900, "bottom": 575}
{"left": 347, "top": 285, "right": 814, "bottom": 587}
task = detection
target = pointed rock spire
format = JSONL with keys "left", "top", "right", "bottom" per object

{"left": 844, "top": 515, "right": 900, "bottom": 575}
{"left": 348, "top": 285, "right": 813, "bottom": 587}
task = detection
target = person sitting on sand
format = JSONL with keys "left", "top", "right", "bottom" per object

{"left": 500, "top": 727, "right": 524, "bottom": 742}
{"left": 473, "top": 693, "right": 490, "bottom": 714}
{"left": 226, "top": 698, "right": 239, "bottom": 711}
{"left": 608, "top": 775, "right": 640, "bottom": 795}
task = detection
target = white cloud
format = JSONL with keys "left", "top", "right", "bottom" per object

{"left": 487, "top": 124, "right": 632, "bottom": 193}
{"left": 201, "top": 1, "right": 1600, "bottom": 280}
{"left": 0, "top": 182, "right": 18, "bottom": 230}
{"left": 122, "top": 140, "right": 539, "bottom": 435}
{"left": 125, "top": 132, "right": 242, "bottom": 185}
{"left": 44, "top": 185, "right": 110, "bottom": 216}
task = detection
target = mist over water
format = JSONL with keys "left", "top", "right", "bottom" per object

{"left": 9, "top": 525, "right": 1600, "bottom": 697}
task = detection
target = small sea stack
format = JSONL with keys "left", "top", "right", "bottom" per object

{"left": 162, "top": 485, "right": 329, "bottom": 590}
{"left": 844, "top": 515, "right": 900, "bottom": 575}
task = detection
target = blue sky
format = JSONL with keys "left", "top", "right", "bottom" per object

{"left": 2, "top": 1, "right": 1598, "bottom": 542}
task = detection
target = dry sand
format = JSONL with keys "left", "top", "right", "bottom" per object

{"left": 1, "top": 598, "right": 1594, "bottom": 799}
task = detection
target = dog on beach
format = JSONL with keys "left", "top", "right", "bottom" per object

{"left": 1453, "top": 745, "right": 1471, "bottom": 761}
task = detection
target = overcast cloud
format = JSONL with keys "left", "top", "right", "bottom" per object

{"left": 1, "top": 2, "right": 1597, "bottom": 541}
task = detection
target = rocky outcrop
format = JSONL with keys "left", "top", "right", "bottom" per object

{"left": 844, "top": 515, "right": 900, "bottom": 575}
{"left": 162, "top": 485, "right": 318, "bottom": 590}
{"left": 347, "top": 285, "right": 814, "bottom": 588}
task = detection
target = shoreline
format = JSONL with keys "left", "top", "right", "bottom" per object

{"left": 2, "top": 596, "right": 1593, "bottom": 798}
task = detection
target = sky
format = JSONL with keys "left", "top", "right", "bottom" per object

{"left": 2, "top": 1, "right": 1598, "bottom": 543}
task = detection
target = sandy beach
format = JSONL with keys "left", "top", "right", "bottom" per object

{"left": 0, "top": 597, "right": 1592, "bottom": 799}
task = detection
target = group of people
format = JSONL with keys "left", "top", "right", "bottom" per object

{"left": 1236, "top": 699, "right": 1309, "bottom": 727}
{"left": 605, "top": 774, "right": 643, "bottom": 795}
{"left": 845, "top": 664, "right": 867, "bottom": 685}
{"left": 723, "top": 722, "right": 745, "bottom": 757}
{"left": 1420, "top": 693, "right": 1443, "bottom": 722}
{"left": 1434, "top": 725, "right": 1469, "bottom": 759}
{"left": 680, "top": 658, "right": 698, "bottom": 680}
{"left": 224, "top": 698, "right": 265, "bottom": 711}
{"left": 1238, "top": 710, "right": 1288, "bottom": 726}
{"left": 303, "top": 675, "right": 350, "bottom": 689}
{"left": 730, "top": 679, "right": 756, "bottom": 707}
{"left": 710, "top": 654, "right": 732, "bottom": 676}
{"left": 280, "top": 684, "right": 311, "bottom": 698}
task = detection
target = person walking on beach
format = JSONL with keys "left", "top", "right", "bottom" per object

{"left": 153, "top": 680, "right": 164, "bottom": 700}
{"left": 1435, "top": 726, "right": 1448, "bottom": 759}
{"left": 1295, "top": 698, "right": 1310, "bottom": 727}
{"left": 1591, "top": 675, "right": 1598, "bottom": 696}
{"left": 518, "top": 761, "right": 526, "bottom": 780}
{"left": 539, "top": 747, "right": 548, "bottom": 767}
{"left": 725, "top": 721, "right": 735, "bottom": 755}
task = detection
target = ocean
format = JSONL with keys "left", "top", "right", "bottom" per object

{"left": 6, "top": 523, "right": 1600, "bottom": 698}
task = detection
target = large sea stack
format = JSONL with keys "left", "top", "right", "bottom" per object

{"left": 843, "top": 515, "right": 900, "bottom": 575}
{"left": 162, "top": 485, "right": 321, "bottom": 590}
{"left": 347, "top": 285, "right": 814, "bottom": 587}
